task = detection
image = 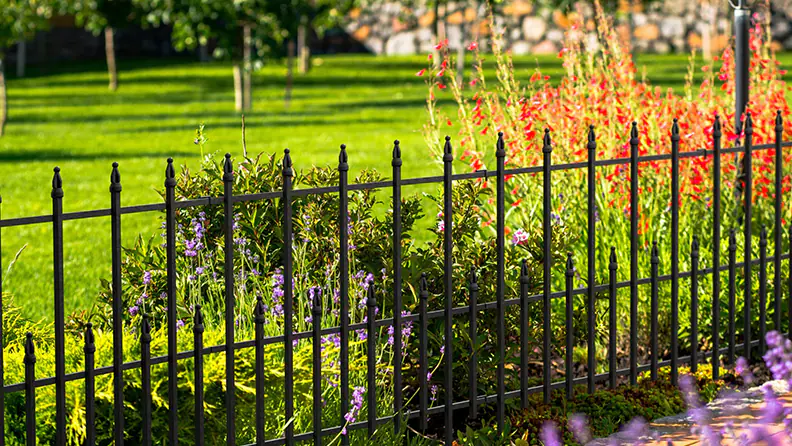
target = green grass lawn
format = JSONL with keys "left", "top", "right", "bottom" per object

{"left": 0, "top": 52, "right": 789, "bottom": 321}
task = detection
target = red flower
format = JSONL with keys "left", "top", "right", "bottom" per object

{"left": 467, "top": 42, "right": 478, "bottom": 51}
{"left": 416, "top": 69, "right": 426, "bottom": 77}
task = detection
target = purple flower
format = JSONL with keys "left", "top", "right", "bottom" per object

{"left": 143, "top": 271, "right": 152, "bottom": 285}
{"left": 128, "top": 306, "right": 139, "bottom": 316}
{"left": 176, "top": 320, "right": 185, "bottom": 330}
{"left": 430, "top": 385, "right": 438, "bottom": 402}
{"left": 540, "top": 422, "right": 562, "bottom": 446}
{"left": 568, "top": 413, "right": 591, "bottom": 444}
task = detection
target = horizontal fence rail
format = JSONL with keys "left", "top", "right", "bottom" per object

{"left": 0, "top": 112, "right": 790, "bottom": 445}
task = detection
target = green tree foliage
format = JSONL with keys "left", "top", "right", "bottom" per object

{"left": 0, "top": 0, "right": 55, "bottom": 136}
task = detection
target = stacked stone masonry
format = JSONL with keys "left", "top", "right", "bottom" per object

{"left": 346, "top": 0, "right": 792, "bottom": 56}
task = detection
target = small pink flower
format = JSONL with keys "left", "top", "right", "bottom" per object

{"left": 416, "top": 69, "right": 426, "bottom": 76}
{"left": 467, "top": 42, "right": 478, "bottom": 51}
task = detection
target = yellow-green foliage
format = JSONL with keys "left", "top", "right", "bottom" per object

{"left": 2, "top": 316, "right": 389, "bottom": 444}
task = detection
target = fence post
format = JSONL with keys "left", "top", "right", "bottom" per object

{"left": 629, "top": 122, "right": 639, "bottom": 386}
{"left": 650, "top": 242, "right": 659, "bottom": 381}
{"left": 312, "top": 289, "right": 323, "bottom": 445}
{"left": 608, "top": 247, "right": 618, "bottom": 388}
{"left": 773, "top": 110, "right": 784, "bottom": 333}
{"left": 774, "top": 111, "right": 784, "bottom": 333}
{"left": 729, "top": 229, "right": 738, "bottom": 364}
{"left": 255, "top": 297, "right": 266, "bottom": 445}
{"left": 520, "top": 259, "right": 530, "bottom": 408}
{"left": 542, "top": 129, "right": 553, "bottom": 404}
{"left": 391, "top": 140, "right": 403, "bottom": 433}
{"left": 223, "top": 153, "right": 236, "bottom": 445}
{"left": 366, "top": 280, "right": 377, "bottom": 438}
{"left": 141, "top": 314, "right": 152, "bottom": 446}
{"left": 586, "top": 126, "right": 597, "bottom": 393}
{"left": 760, "top": 226, "right": 768, "bottom": 353}
{"left": 164, "top": 158, "right": 179, "bottom": 445}
{"left": 419, "top": 273, "right": 429, "bottom": 432}
{"left": 443, "top": 136, "right": 455, "bottom": 444}
{"left": 744, "top": 113, "right": 754, "bottom": 360}
{"left": 467, "top": 268, "right": 479, "bottom": 420}
{"left": 24, "top": 333, "right": 35, "bottom": 446}
{"left": 85, "top": 323, "right": 96, "bottom": 446}
{"left": 282, "top": 149, "right": 295, "bottom": 446}
{"left": 338, "top": 144, "right": 350, "bottom": 446}
{"left": 495, "top": 132, "right": 506, "bottom": 431}
{"left": 565, "top": 253, "right": 575, "bottom": 399}
{"left": 712, "top": 115, "right": 722, "bottom": 379}
{"left": 670, "top": 119, "right": 680, "bottom": 386}
{"left": 109, "top": 162, "right": 125, "bottom": 445}
{"left": 691, "top": 236, "right": 700, "bottom": 373}
{"left": 51, "top": 166, "right": 66, "bottom": 446}
{"left": 194, "top": 305, "right": 205, "bottom": 445}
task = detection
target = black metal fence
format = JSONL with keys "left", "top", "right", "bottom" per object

{"left": 1, "top": 111, "right": 790, "bottom": 445}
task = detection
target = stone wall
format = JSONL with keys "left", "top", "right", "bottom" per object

{"left": 345, "top": 0, "right": 792, "bottom": 56}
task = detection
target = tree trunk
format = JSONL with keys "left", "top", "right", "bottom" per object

{"left": 16, "top": 41, "right": 25, "bottom": 78}
{"left": 233, "top": 63, "right": 243, "bottom": 112}
{"left": 243, "top": 24, "right": 253, "bottom": 111}
{"left": 297, "top": 21, "right": 311, "bottom": 74}
{"left": 199, "top": 43, "right": 210, "bottom": 63}
{"left": 456, "top": 22, "right": 466, "bottom": 85}
{"left": 0, "top": 58, "right": 7, "bottom": 137}
{"left": 701, "top": 2, "right": 714, "bottom": 61}
{"left": 105, "top": 27, "right": 118, "bottom": 91}
{"left": 432, "top": 1, "right": 443, "bottom": 67}
{"left": 285, "top": 40, "right": 295, "bottom": 109}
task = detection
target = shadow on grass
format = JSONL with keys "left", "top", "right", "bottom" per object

{"left": 0, "top": 150, "right": 193, "bottom": 163}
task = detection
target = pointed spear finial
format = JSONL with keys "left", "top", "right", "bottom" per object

{"left": 776, "top": 110, "right": 784, "bottom": 132}
{"left": 496, "top": 132, "right": 505, "bottom": 158}
{"left": 651, "top": 241, "right": 659, "bottom": 264}
{"left": 443, "top": 136, "right": 453, "bottom": 162}
{"left": 565, "top": 252, "right": 575, "bottom": 277}
{"left": 338, "top": 144, "right": 348, "bottom": 172}
{"left": 24, "top": 332, "right": 35, "bottom": 362}
{"left": 283, "top": 149, "right": 293, "bottom": 177}
{"left": 420, "top": 273, "right": 429, "bottom": 299}
{"left": 630, "top": 121, "right": 639, "bottom": 144}
{"left": 609, "top": 247, "right": 617, "bottom": 265}
{"left": 692, "top": 236, "right": 700, "bottom": 257}
{"left": 713, "top": 114, "right": 722, "bottom": 138}
{"left": 587, "top": 125, "right": 596, "bottom": 151}
{"left": 312, "top": 287, "right": 323, "bottom": 316}
{"left": 165, "top": 158, "right": 176, "bottom": 188}
{"left": 367, "top": 279, "right": 377, "bottom": 307}
{"left": 520, "top": 259, "right": 530, "bottom": 285}
{"left": 729, "top": 229, "right": 737, "bottom": 248}
{"left": 744, "top": 112, "right": 753, "bottom": 136}
{"left": 761, "top": 225, "right": 768, "bottom": 246}
{"left": 223, "top": 153, "right": 233, "bottom": 182}
{"left": 671, "top": 118, "right": 680, "bottom": 140}
{"left": 52, "top": 167, "right": 63, "bottom": 199}
{"left": 542, "top": 128, "right": 552, "bottom": 153}
{"left": 392, "top": 140, "right": 402, "bottom": 167}
{"left": 254, "top": 297, "right": 266, "bottom": 325}
{"left": 141, "top": 314, "right": 151, "bottom": 343}
{"left": 194, "top": 304, "right": 204, "bottom": 332}
{"left": 469, "top": 267, "right": 478, "bottom": 290}
{"left": 84, "top": 323, "right": 96, "bottom": 354}
{"left": 110, "top": 162, "right": 122, "bottom": 193}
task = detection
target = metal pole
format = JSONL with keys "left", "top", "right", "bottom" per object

{"left": 734, "top": 4, "right": 750, "bottom": 133}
